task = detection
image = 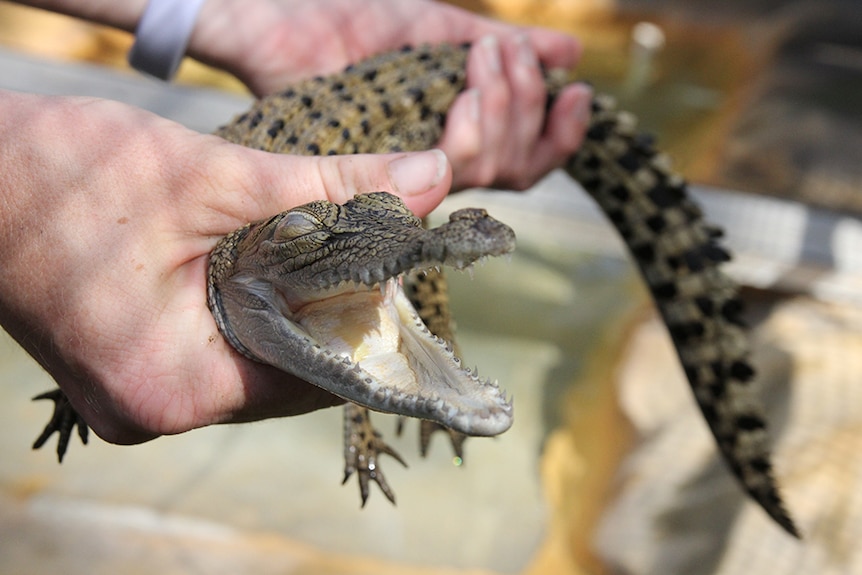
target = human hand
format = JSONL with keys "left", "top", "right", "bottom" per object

{"left": 190, "top": 0, "right": 592, "bottom": 192}
{"left": 0, "top": 91, "right": 452, "bottom": 445}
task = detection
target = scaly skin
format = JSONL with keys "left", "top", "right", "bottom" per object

{"left": 34, "top": 43, "right": 796, "bottom": 536}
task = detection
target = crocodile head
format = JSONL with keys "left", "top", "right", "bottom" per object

{"left": 207, "top": 192, "right": 516, "bottom": 436}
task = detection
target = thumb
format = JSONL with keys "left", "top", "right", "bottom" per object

{"left": 249, "top": 147, "right": 452, "bottom": 219}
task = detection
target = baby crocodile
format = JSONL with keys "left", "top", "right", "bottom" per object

{"left": 33, "top": 43, "right": 797, "bottom": 536}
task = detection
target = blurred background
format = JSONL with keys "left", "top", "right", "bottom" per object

{"left": 1, "top": 1, "right": 861, "bottom": 573}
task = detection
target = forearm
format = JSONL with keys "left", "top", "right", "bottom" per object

{"left": 9, "top": 0, "right": 287, "bottom": 90}
{"left": 10, "top": 0, "right": 147, "bottom": 32}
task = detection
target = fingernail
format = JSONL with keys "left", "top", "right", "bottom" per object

{"left": 387, "top": 149, "right": 448, "bottom": 196}
{"left": 574, "top": 83, "right": 593, "bottom": 124}
{"left": 479, "top": 35, "right": 501, "bottom": 73}
{"left": 516, "top": 34, "right": 536, "bottom": 68}
{"left": 465, "top": 88, "right": 480, "bottom": 122}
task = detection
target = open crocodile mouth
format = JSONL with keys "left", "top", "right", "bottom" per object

{"left": 210, "top": 194, "right": 517, "bottom": 437}
{"left": 280, "top": 273, "right": 513, "bottom": 436}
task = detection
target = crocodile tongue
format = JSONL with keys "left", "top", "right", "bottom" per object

{"left": 292, "top": 278, "right": 513, "bottom": 436}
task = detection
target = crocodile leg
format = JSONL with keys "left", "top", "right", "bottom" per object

{"left": 32, "top": 388, "right": 89, "bottom": 462}
{"left": 419, "top": 421, "right": 466, "bottom": 459}
{"left": 342, "top": 402, "right": 407, "bottom": 505}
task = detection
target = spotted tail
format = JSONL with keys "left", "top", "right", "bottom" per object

{"left": 568, "top": 94, "right": 799, "bottom": 537}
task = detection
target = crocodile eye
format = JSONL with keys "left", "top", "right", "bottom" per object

{"left": 275, "top": 210, "right": 321, "bottom": 240}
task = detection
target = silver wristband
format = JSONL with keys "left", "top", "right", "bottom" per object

{"left": 128, "top": 0, "right": 207, "bottom": 81}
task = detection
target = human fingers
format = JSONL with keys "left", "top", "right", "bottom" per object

{"left": 437, "top": 35, "right": 509, "bottom": 189}
{"left": 489, "top": 33, "right": 554, "bottom": 189}
{"left": 516, "top": 83, "right": 593, "bottom": 184}
{"left": 438, "top": 34, "right": 584, "bottom": 191}
{"left": 194, "top": 141, "right": 453, "bottom": 232}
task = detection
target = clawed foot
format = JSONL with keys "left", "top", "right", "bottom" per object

{"left": 342, "top": 404, "right": 406, "bottom": 505}
{"left": 397, "top": 417, "right": 466, "bottom": 460}
{"left": 419, "top": 420, "right": 466, "bottom": 460}
{"left": 32, "top": 388, "right": 89, "bottom": 462}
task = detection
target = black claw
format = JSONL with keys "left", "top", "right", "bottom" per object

{"left": 358, "top": 472, "right": 372, "bottom": 507}
{"left": 343, "top": 407, "right": 407, "bottom": 506}
{"left": 418, "top": 420, "right": 467, "bottom": 460}
{"left": 32, "top": 388, "right": 89, "bottom": 463}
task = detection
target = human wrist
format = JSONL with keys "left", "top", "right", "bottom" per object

{"left": 185, "top": 0, "right": 282, "bottom": 85}
{"left": 186, "top": 0, "right": 353, "bottom": 95}
{"left": 0, "top": 91, "right": 62, "bottom": 236}
{"left": 0, "top": 92, "right": 74, "bottom": 341}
